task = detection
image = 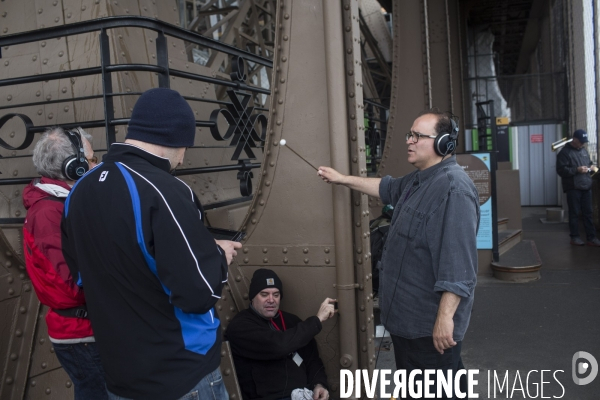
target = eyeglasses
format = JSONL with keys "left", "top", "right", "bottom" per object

{"left": 406, "top": 131, "right": 437, "bottom": 143}
{"left": 86, "top": 156, "right": 98, "bottom": 164}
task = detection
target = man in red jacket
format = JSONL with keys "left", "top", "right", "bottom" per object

{"left": 23, "top": 126, "right": 106, "bottom": 400}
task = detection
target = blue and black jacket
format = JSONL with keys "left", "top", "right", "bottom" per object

{"left": 61, "top": 143, "right": 228, "bottom": 400}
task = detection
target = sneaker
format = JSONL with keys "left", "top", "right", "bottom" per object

{"left": 587, "top": 238, "right": 600, "bottom": 247}
{"left": 570, "top": 237, "right": 585, "bottom": 246}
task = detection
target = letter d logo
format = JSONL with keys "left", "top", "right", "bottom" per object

{"left": 572, "top": 351, "right": 598, "bottom": 385}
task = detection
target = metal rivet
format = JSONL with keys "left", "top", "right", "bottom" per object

{"left": 41, "top": 362, "right": 47, "bottom": 369}
{"left": 15, "top": 329, "right": 22, "bottom": 337}
{"left": 283, "top": 257, "right": 288, "bottom": 263}
{"left": 325, "top": 259, "right": 330, "bottom": 264}
{"left": 19, "top": 307, "right": 26, "bottom": 314}
{"left": 64, "top": 106, "right": 70, "bottom": 112}
{"left": 38, "top": 8, "right": 43, "bottom": 14}
{"left": 43, "top": 59, "right": 48, "bottom": 65}
{"left": 3, "top": 60, "right": 8, "bottom": 66}
{"left": 24, "top": 284, "right": 31, "bottom": 292}
{"left": 6, "top": 95, "right": 11, "bottom": 101}
{"left": 66, "top": 381, "right": 72, "bottom": 388}
{"left": 54, "top": 17, "right": 59, "bottom": 22}
{"left": 46, "top": 388, "right": 51, "bottom": 394}
{"left": 304, "top": 258, "right": 309, "bottom": 264}
{"left": 244, "top": 258, "right": 249, "bottom": 263}
{"left": 46, "top": 95, "right": 52, "bottom": 101}
{"left": 10, "top": 353, "right": 17, "bottom": 361}
{"left": 263, "top": 258, "right": 268, "bottom": 263}
{"left": 6, "top": 377, "right": 13, "bottom": 385}
{"left": 262, "top": 248, "right": 268, "bottom": 253}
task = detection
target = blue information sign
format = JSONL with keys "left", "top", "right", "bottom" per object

{"left": 457, "top": 153, "right": 492, "bottom": 249}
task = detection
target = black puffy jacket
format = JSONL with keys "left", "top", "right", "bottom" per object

{"left": 556, "top": 143, "right": 593, "bottom": 192}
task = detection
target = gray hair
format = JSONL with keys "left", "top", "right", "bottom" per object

{"left": 32, "top": 126, "right": 93, "bottom": 180}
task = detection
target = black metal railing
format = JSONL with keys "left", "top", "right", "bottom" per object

{"left": 363, "top": 99, "right": 388, "bottom": 175}
{"left": 0, "top": 16, "right": 272, "bottom": 195}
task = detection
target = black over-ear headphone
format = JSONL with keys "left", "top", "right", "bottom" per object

{"left": 433, "top": 115, "right": 459, "bottom": 157}
{"left": 62, "top": 129, "right": 89, "bottom": 181}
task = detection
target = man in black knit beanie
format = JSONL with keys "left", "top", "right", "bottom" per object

{"left": 62, "top": 88, "right": 242, "bottom": 400}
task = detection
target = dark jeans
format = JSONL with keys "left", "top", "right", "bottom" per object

{"left": 53, "top": 342, "right": 108, "bottom": 400}
{"left": 391, "top": 335, "right": 466, "bottom": 400}
{"left": 566, "top": 189, "right": 596, "bottom": 240}
{"left": 107, "top": 367, "right": 228, "bottom": 400}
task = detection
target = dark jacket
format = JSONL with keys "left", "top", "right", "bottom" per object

{"left": 23, "top": 177, "right": 94, "bottom": 340}
{"left": 61, "top": 143, "right": 228, "bottom": 400}
{"left": 556, "top": 143, "right": 593, "bottom": 192}
{"left": 225, "top": 307, "right": 328, "bottom": 400}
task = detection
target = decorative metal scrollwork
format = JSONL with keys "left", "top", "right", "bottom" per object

{"left": 209, "top": 57, "right": 268, "bottom": 196}
{"left": 0, "top": 113, "right": 35, "bottom": 150}
{"left": 209, "top": 57, "right": 268, "bottom": 161}
{"left": 237, "top": 160, "right": 254, "bottom": 197}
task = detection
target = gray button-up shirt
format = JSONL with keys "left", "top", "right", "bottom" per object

{"left": 378, "top": 156, "right": 480, "bottom": 341}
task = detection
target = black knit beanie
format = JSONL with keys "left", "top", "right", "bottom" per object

{"left": 126, "top": 88, "right": 196, "bottom": 147}
{"left": 249, "top": 269, "right": 283, "bottom": 301}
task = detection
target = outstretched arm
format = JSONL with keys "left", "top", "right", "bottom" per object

{"left": 317, "top": 166, "right": 381, "bottom": 198}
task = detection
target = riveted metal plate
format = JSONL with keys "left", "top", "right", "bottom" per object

{"left": 0, "top": 283, "right": 40, "bottom": 400}
{"left": 23, "top": 366, "right": 73, "bottom": 400}
{"left": 237, "top": 245, "right": 336, "bottom": 267}
{"left": 28, "top": 306, "right": 63, "bottom": 378}
{"left": 221, "top": 341, "right": 242, "bottom": 400}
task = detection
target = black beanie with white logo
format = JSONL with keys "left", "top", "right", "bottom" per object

{"left": 249, "top": 269, "right": 283, "bottom": 301}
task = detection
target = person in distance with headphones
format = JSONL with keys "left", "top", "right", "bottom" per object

{"left": 22, "top": 127, "right": 106, "bottom": 400}
{"left": 318, "top": 109, "right": 479, "bottom": 398}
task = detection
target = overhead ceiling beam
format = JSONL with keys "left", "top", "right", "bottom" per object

{"left": 514, "top": 0, "right": 546, "bottom": 74}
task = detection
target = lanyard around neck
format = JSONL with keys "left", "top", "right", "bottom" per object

{"left": 270, "top": 310, "right": 286, "bottom": 331}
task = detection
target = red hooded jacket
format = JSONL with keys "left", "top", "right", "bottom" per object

{"left": 23, "top": 177, "right": 93, "bottom": 340}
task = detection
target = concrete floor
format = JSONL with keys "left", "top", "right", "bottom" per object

{"left": 373, "top": 207, "right": 600, "bottom": 399}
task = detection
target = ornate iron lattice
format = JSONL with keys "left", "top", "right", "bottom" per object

{"left": 0, "top": 18, "right": 272, "bottom": 200}
{"left": 209, "top": 57, "right": 268, "bottom": 161}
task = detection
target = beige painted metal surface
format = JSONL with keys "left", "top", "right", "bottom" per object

{"left": 0, "top": 0, "right": 379, "bottom": 399}
{"left": 0, "top": 0, "right": 488, "bottom": 397}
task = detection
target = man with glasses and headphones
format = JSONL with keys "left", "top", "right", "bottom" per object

{"left": 22, "top": 127, "right": 105, "bottom": 400}
{"left": 318, "top": 109, "right": 479, "bottom": 398}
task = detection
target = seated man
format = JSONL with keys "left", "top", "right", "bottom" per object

{"left": 226, "top": 269, "right": 335, "bottom": 400}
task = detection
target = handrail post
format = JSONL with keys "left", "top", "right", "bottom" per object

{"left": 156, "top": 31, "right": 170, "bottom": 88}
{"left": 99, "top": 28, "right": 116, "bottom": 145}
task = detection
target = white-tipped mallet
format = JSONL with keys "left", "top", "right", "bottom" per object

{"left": 279, "top": 138, "right": 318, "bottom": 171}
